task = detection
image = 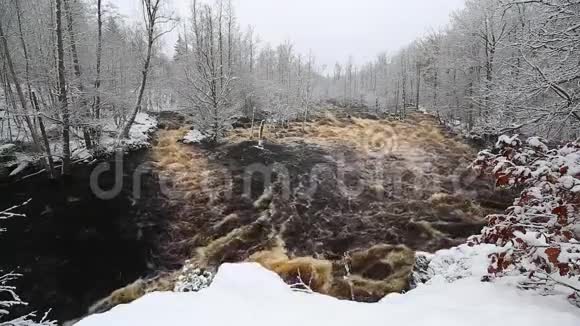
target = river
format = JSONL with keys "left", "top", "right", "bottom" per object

{"left": 0, "top": 147, "right": 167, "bottom": 322}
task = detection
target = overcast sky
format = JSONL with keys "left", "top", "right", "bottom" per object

{"left": 113, "top": 0, "right": 464, "bottom": 68}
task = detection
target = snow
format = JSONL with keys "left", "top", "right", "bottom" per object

{"left": 96, "top": 112, "right": 158, "bottom": 154}
{"left": 8, "top": 161, "right": 29, "bottom": 177}
{"left": 527, "top": 137, "right": 549, "bottom": 151}
{"left": 0, "top": 113, "right": 158, "bottom": 177}
{"left": 173, "top": 261, "right": 213, "bottom": 293}
{"left": 182, "top": 129, "right": 207, "bottom": 144}
{"left": 418, "top": 244, "right": 501, "bottom": 283}
{"left": 77, "top": 261, "right": 580, "bottom": 326}
{"left": 56, "top": 113, "right": 157, "bottom": 161}
{"left": 123, "top": 113, "right": 158, "bottom": 146}
{"left": 496, "top": 134, "right": 520, "bottom": 147}
{"left": 0, "top": 144, "right": 16, "bottom": 155}
{"left": 559, "top": 175, "right": 579, "bottom": 190}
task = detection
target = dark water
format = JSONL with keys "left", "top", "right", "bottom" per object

{"left": 0, "top": 149, "right": 167, "bottom": 322}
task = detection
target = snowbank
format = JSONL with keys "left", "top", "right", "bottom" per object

{"left": 84, "top": 112, "right": 158, "bottom": 158}
{"left": 77, "top": 262, "right": 580, "bottom": 326}
{"left": 415, "top": 243, "right": 501, "bottom": 283}
{"left": 120, "top": 113, "right": 158, "bottom": 148}
{"left": 46, "top": 113, "right": 158, "bottom": 162}
{"left": 0, "top": 113, "right": 158, "bottom": 178}
{"left": 182, "top": 129, "right": 207, "bottom": 144}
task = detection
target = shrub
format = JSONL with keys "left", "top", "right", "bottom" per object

{"left": 470, "top": 135, "right": 580, "bottom": 305}
{"left": 173, "top": 261, "right": 213, "bottom": 293}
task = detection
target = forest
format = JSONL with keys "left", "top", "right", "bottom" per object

{"left": 0, "top": 0, "right": 579, "bottom": 325}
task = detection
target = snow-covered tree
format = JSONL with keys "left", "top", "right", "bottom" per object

{"left": 170, "top": 0, "right": 325, "bottom": 140}
{"left": 175, "top": 0, "right": 239, "bottom": 142}
{"left": 121, "top": 0, "right": 174, "bottom": 138}
{"left": 345, "top": 0, "right": 580, "bottom": 141}
{"left": 0, "top": 0, "right": 172, "bottom": 178}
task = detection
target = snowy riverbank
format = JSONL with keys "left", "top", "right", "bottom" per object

{"left": 0, "top": 112, "right": 157, "bottom": 179}
{"left": 77, "top": 244, "right": 580, "bottom": 326}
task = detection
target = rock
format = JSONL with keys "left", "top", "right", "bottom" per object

{"left": 9, "top": 161, "right": 29, "bottom": 177}
{"left": 0, "top": 143, "right": 17, "bottom": 163}
{"left": 253, "top": 187, "right": 273, "bottom": 210}
{"left": 410, "top": 253, "right": 433, "bottom": 288}
{"left": 0, "top": 143, "right": 16, "bottom": 154}
{"left": 88, "top": 279, "right": 148, "bottom": 315}
{"left": 232, "top": 116, "right": 253, "bottom": 129}
{"left": 182, "top": 129, "right": 208, "bottom": 144}
{"left": 87, "top": 273, "right": 175, "bottom": 317}
{"left": 174, "top": 261, "right": 214, "bottom": 293}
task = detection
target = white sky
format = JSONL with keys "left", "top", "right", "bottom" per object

{"left": 112, "top": 0, "right": 464, "bottom": 68}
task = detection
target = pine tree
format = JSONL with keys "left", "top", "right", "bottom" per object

{"left": 173, "top": 34, "right": 187, "bottom": 62}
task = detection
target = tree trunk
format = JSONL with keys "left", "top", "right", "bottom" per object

{"left": 227, "top": 1, "right": 232, "bottom": 74}
{"left": 395, "top": 79, "right": 400, "bottom": 115}
{"left": 121, "top": 0, "right": 158, "bottom": 139}
{"left": 1, "top": 69, "right": 14, "bottom": 142}
{"left": 250, "top": 106, "right": 255, "bottom": 139}
{"left": 56, "top": 0, "right": 72, "bottom": 175}
{"left": 218, "top": 0, "right": 224, "bottom": 91}
{"left": 63, "top": 0, "right": 93, "bottom": 149}
{"left": 0, "top": 15, "right": 42, "bottom": 153}
{"left": 302, "top": 88, "right": 309, "bottom": 132}
{"left": 13, "top": 0, "right": 56, "bottom": 179}
{"left": 94, "top": 0, "right": 103, "bottom": 120}
{"left": 433, "top": 69, "right": 438, "bottom": 109}
{"left": 122, "top": 39, "right": 152, "bottom": 138}
{"left": 32, "top": 92, "right": 56, "bottom": 179}
{"left": 416, "top": 62, "right": 421, "bottom": 111}
{"left": 13, "top": 0, "right": 33, "bottom": 103}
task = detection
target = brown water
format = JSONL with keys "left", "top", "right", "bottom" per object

{"left": 0, "top": 149, "right": 168, "bottom": 322}
{"left": 148, "top": 113, "right": 507, "bottom": 301}
{"left": 0, "top": 112, "right": 509, "bottom": 322}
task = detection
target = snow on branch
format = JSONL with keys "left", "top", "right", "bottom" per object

{"left": 471, "top": 134, "right": 580, "bottom": 306}
{"left": 0, "top": 199, "right": 32, "bottom": 223}
{"left": 173, "top": 260, "right": 213, "bottom": 293}
{"left": 0, "top": 274, "right": 55, "bottom": 326}
{"left": 0, "top": 200, "right": 55, "bottom": 326}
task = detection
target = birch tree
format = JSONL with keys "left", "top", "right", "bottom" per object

{"left": 178, "top": 0, "right": 238, "bottom": 142}
{"left": 121, "top": 0, "right": 171, "bottom": 138}
{"left": 55, "top": 0, "right": 72, "bottom": 175}
{"left": 340, "top": 0, "right": 580, "bottom": 140}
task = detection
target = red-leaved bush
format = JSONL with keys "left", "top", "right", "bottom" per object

{"left": 470, "top": 135, "right": 580, "bottom": 305}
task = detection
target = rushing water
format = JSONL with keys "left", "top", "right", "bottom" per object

{"left": 0, "top": 112, "right": 510, "bottom": 322}
{"left": 0, "top": 149, "right": 167, "bottom": 322}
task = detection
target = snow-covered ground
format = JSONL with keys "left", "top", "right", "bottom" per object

{"left": 413, "top": 244, "right": 500, "bottom": 284}
{"left": 182, "top": 129, "right": 207, "bottom": 144}
{"left": 77, "top": 245, "right": 580, "bottom": 326}
{"left": 72, "top": 112, "right": 158, "bottom": 161}
{"left": 0, "top": 113, "right": 157, "bottom": 177}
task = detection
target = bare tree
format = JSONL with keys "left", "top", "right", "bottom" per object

{"left": 94, "top": 0, "right": 103, "bottom": 121}
{"left": 0, "top": 15, "right": 41, "bottom": 148}
{"left": 55, "top": 0, "right": 72, "bottom": 175}
{"left": 121, "top": 0, "right": 171, "bottom": 138}
{"left": 12, "top": 0, "right": 56, "bottom": 178}
{"left": 63, "top": 0, "right": 93, "bottom": 149}
{"left": 178, "top": 0, "right": 237, "bottom": 142}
